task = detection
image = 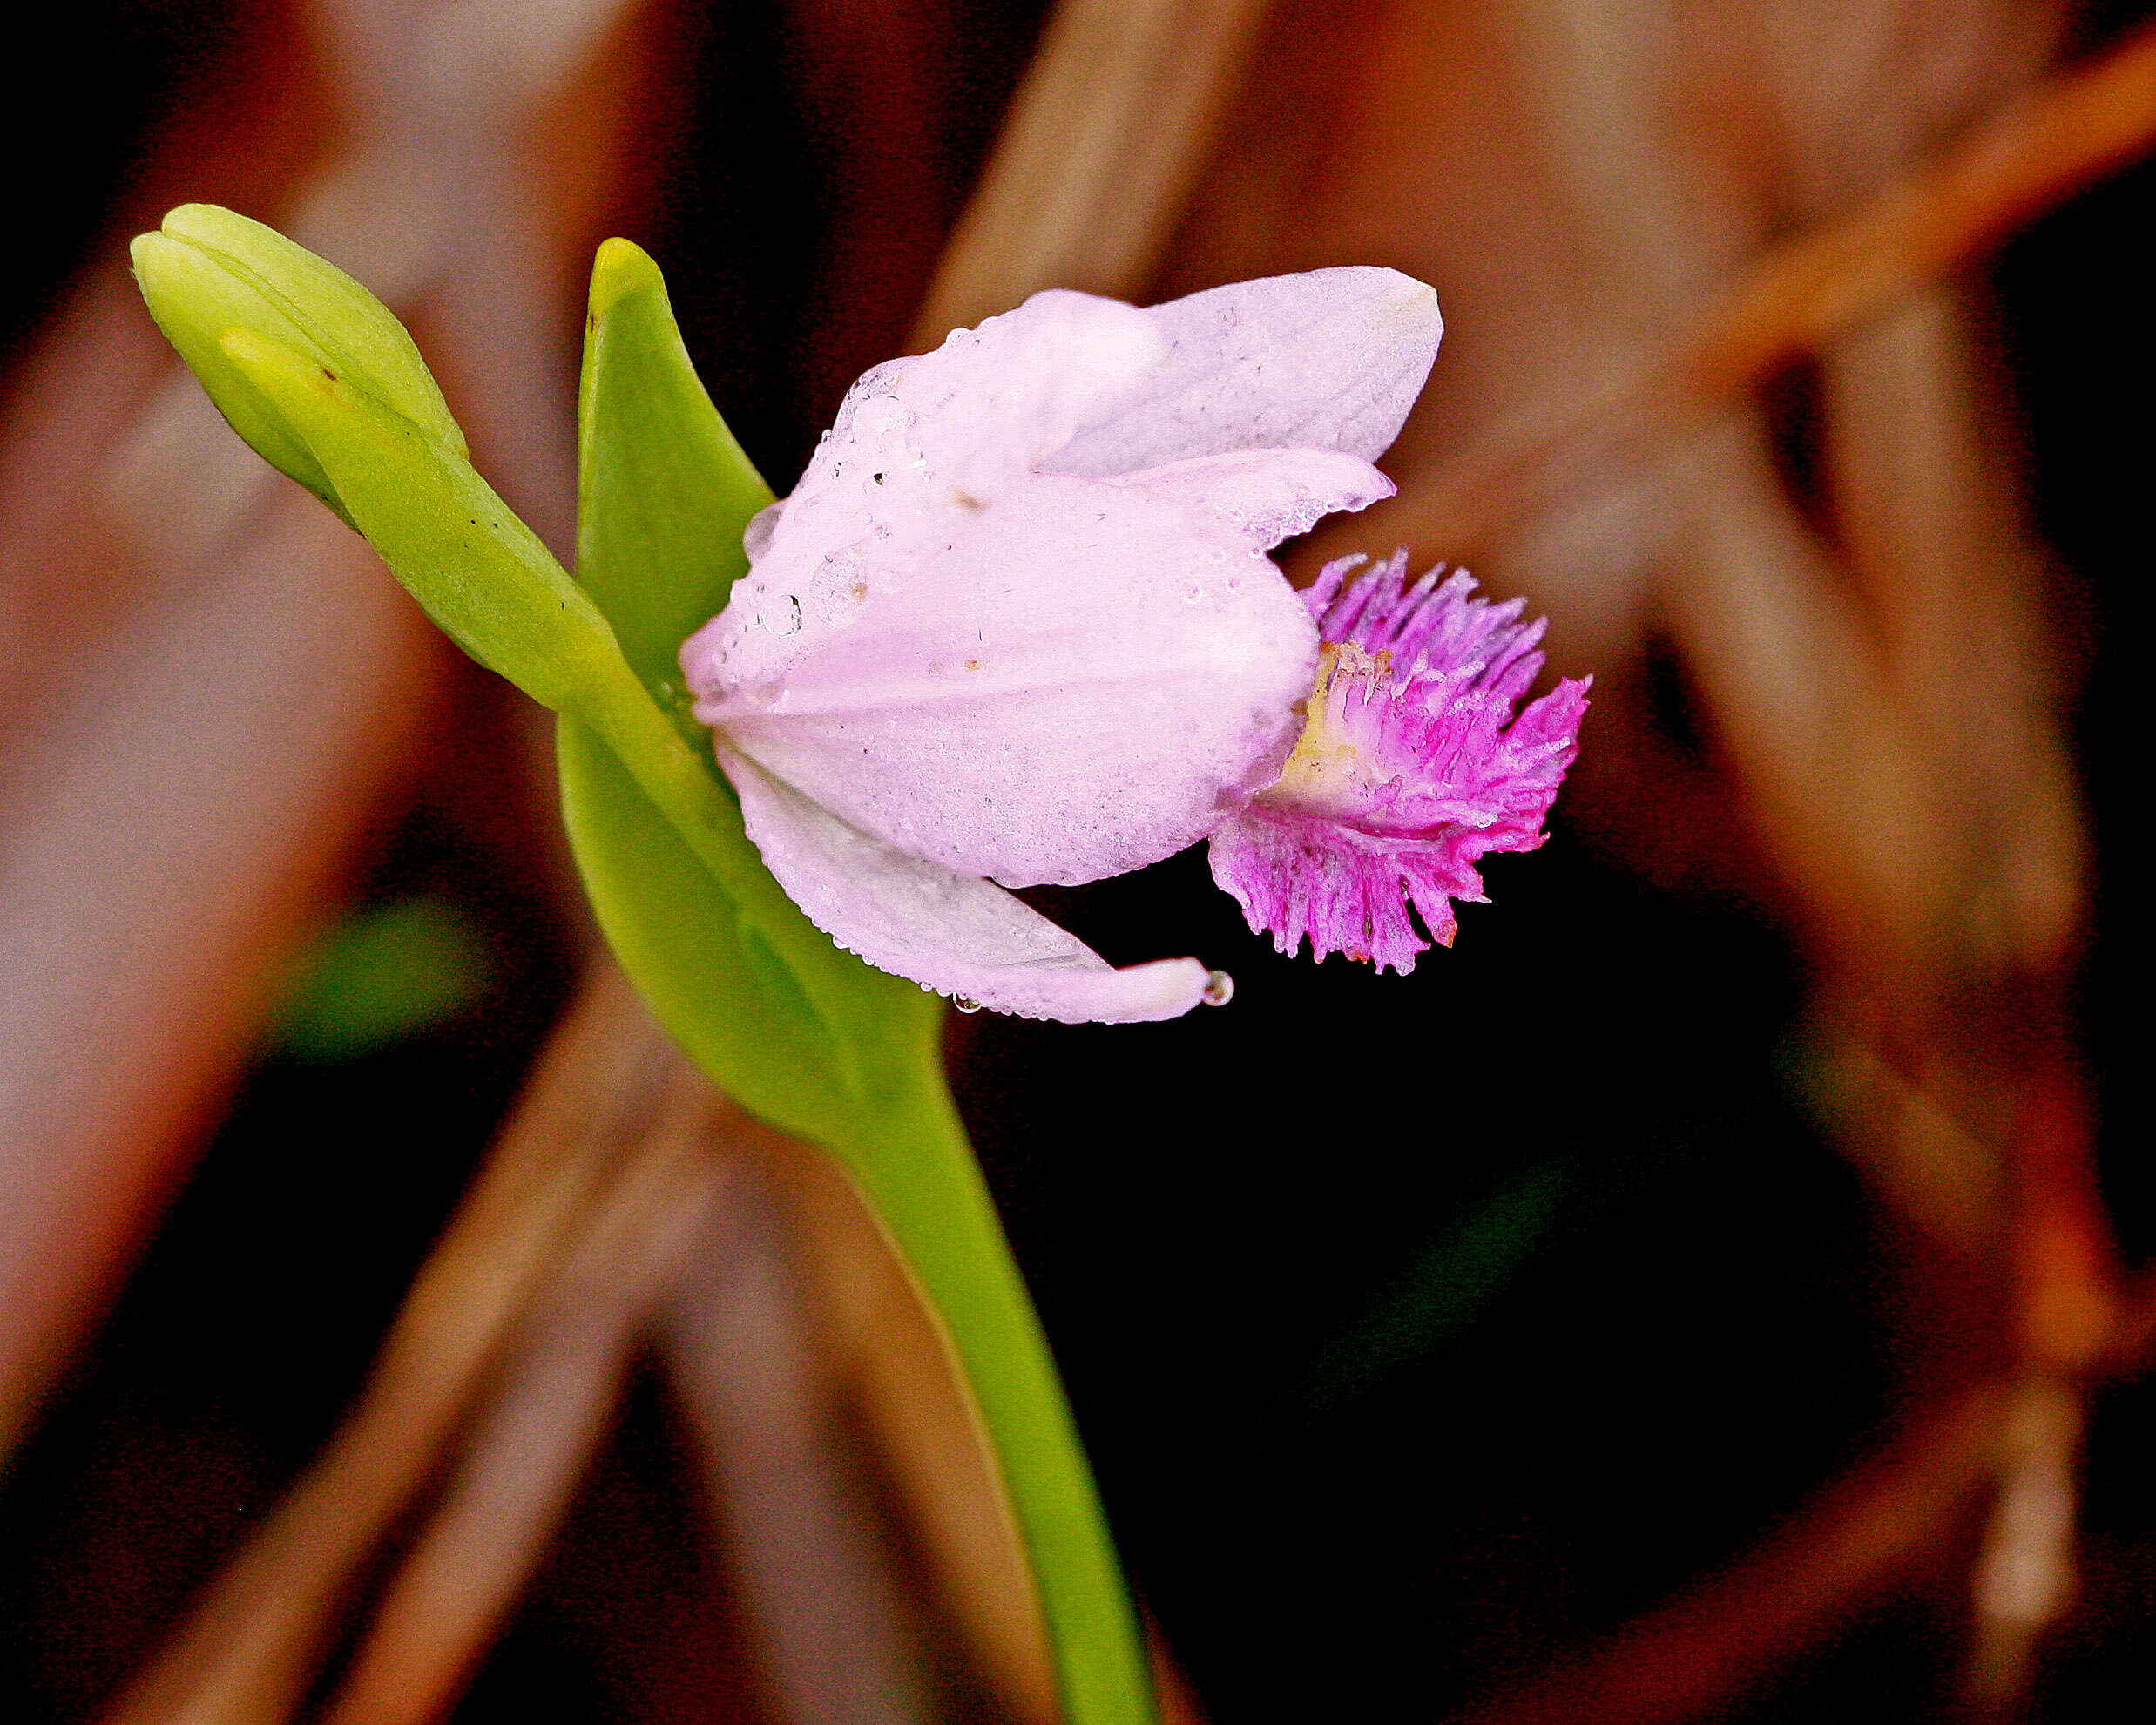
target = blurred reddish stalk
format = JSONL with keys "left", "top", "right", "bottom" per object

{"left": 102, "top": 967, "right": 704, "bottom": 1725}
{"left": 316, "top": 1001, "right": 745, "bottom": 1725}
{"left": 1394, "top": 13, "right": 2156, "bottom": 568}
{"left": 1454, "top": 1382, "right": 2011, "bottom": 1725}
{"left": 0, "top": 0, "right": 652, "bottom": 1470}
{"left": 913, "top": 0, "right": 1274, "bottom": 341}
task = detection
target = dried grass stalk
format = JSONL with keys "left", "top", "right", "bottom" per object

{"left": 912, "top": 0, "right": 1275, "bottom": 340}
{"left": 318, "top": 1052, "right": 744, "bottom": 1725}
{"left": 103, "top": 967, "right": 686, "bottom": 1725}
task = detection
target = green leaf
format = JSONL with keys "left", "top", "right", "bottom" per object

{"left": 561, "top": 238, "right": 949, "bottom": 1153}
{"left": 559, "top": 714, "right": 945, "bottom": 1149}
{"left": 574, "top": 238, "right": 773, "bottom": 694}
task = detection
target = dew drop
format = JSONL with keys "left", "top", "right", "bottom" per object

{"left": 921, "top": 981, "right": 936, "bottom": 992}
{"left": 758, "top": 594, "right": 802, "bottom": 637}
{"left": 953, "top": 996, "right": 983, "bottom": 1014}
{"left": 1200, "top": 969, "right": 1234, "bottom": 1007}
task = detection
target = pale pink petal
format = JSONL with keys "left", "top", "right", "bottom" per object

{"left": 720, "top": 747, "right": 1213, "bottom": 1023}
{"left": 1208, "top": 554, "right": 1589, "bottom": 972}
{"left": 694, "top": 290, "right": 1168, "bottom": 696}
{"left": 693, "top": 473, "right": 1323, "bottom": 888}
{"left": 1044, "top": 268, "right": 1441, "bottom": 479}
{"left": 1106, "top": 447, "right": 1394, "bottom": 548}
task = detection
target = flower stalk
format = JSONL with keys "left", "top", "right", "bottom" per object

{"left": 129, "top": 205, "right": 1582, "bottom": 1725}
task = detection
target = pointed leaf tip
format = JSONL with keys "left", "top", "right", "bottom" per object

{"left": 574, "top": 238, "right": 771, "bottom": 691}
{"left": 589, "top": 237, "right": 666, "bottom": 321}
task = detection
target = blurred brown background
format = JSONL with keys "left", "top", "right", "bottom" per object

{"left": 3, "top": 1, "right": 2152, "bottom": 1722}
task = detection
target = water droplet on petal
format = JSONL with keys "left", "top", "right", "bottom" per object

{"left": 953, "top": 996, "right": 983, "bottom": 1014}
{"left": 921, "top": 981, "right": 936, "bottom": 992}
{"left": 1200, "top": 970, "right": 1234, "bottom": 1007}
{"left": 758, "top": 594, "right": 802, "bottom": 637}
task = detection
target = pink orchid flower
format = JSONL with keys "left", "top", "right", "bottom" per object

{"left": 680, "top": 269, "right": 1581, "bottom": 1024}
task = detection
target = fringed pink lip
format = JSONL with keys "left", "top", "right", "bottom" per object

{"left": 1208, "top": 553, "right": 1591, "bottom": 975}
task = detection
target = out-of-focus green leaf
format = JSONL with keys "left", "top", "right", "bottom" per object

{"left": 273, "top": 896, "right": 492, "bottom": 1062}
{"left": 1294, "top": 1159, "right": 1571, "bottom": 1417}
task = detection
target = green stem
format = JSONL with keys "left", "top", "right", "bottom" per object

{"left": 581, "top": 687, "right": 1157, "bottom": 1722}
{"left": 850, "top": 1084, "right": 1159, "bottom": 1725}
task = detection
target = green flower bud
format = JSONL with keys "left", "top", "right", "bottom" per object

{"left": 130, "top": 204, "right": 466, "bottom": 524}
